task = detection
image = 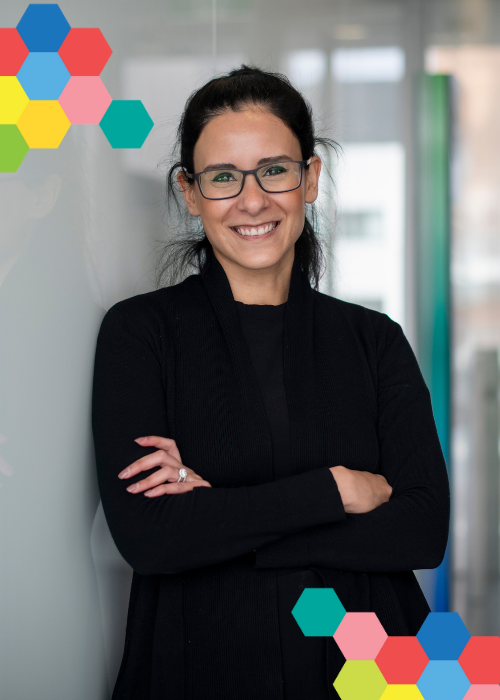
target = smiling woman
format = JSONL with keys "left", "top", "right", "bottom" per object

{"left": 91, "top": 65, "right": 450, "bottom": 700}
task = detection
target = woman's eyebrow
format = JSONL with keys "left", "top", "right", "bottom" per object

{"left": 202, "top": 155, "right": 293, "bottom": 171}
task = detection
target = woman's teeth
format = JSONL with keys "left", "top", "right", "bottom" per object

{"left": 234, "top": 221, "right": 278, "bottom": 236}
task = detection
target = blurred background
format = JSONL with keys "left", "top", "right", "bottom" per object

{"left": 1, "top": 0, "right": 500, "bottom": 697}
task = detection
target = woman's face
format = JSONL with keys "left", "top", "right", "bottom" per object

{"left": 178, "top": 105, "right": 321, "bottom": 274}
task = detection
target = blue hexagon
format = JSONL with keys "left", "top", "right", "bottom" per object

{"left": 416, "top": 613, "right": 471, "bottom": 660}
{"left": 291, "top": 588, "right": 346, "bottom": 637}
{"left": 16, "top": 4, "right": 71, "bottom": 52}
{"left": 416, "top": 660, "right": 470, "bottom": 700}
{"left": 17, "top": 53, "right": 70, "bottom": 100}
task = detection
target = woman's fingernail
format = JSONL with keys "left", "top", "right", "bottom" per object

{"left": 126, "top": 484, "right": 138, "bottom": 492}
{"left": 118, "top": 468, "right": 130, "bottom": 479}
{"left": 135, "top": 437, "right": 146, "bottom": 442}
{"left": 144, "top": 489, "right": 155, "bottom": 496}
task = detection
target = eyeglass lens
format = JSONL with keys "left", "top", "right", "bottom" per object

{"left": 199, "top": 161, "right": 302, "bottom": 199}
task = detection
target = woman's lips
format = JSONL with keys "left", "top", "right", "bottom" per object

{"left": 231, "top": 220, "right": 281, "bottom": 240}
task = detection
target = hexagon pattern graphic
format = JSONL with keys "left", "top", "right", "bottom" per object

{"left": 1, "top": 4, "right": 153, "bottom": 171}
{"left": 334, "top": 613, "right": 388, "bottom": 660}
{"left": 17, "top": 52, "right": 71, "bottom": 99}
{"left": 417, "top": 612, "right": 471, "bottom": 660}
{"left": 58, "top": 28, "right": 112, "bottom": 75}
{"left": 17, "top": 100, "right": 70, "bottom": 148}
{"left": 464, "top": 687, "right": 500, "bottom": 699}
{"left": 292, "top": 588, "right": 346, "bottom": 637}
{"left": 417, "top": 660, "right": 471, "bottom": 700}
{"left": 284, "top": 591, "right": 500, "bottom": 699}
{"left": 376, "top": 637, "right": 429, "bottom": 684}
{"left": 0, "top": 77, "right": 30, "bottom": 123}
{"left": 17, "top": 4, "right": 71, "bottom": 51}
{"left": 99, "top": 100, "right": 154, "bottom": 148}
{"left": 380, "top": 685, "right": 424, "bottom": 699}
{"left": 0, "top": 125, "right": 29, "bottom": 171}
{"left": 58, "top": 76, "right": 112, "bottom": 124}
{"left": 458, "top": 637, "right": 500, "bottom": 684}
{"left": 0, "top": 28, "right": 29, "bottom": 75}
{"left": 334, "top": 660, "right": 388, "bottom": 700}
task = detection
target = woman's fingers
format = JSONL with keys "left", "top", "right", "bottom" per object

{"left": 125, "top": 465, "right": 179, "bottom": 493}
{"left": 125, "top": 462, "right": 204, "bottom": 493}
{"left": 144, "top": 480, "right": 212, "bottom": 497}
{"left": 134, "top": 435, "right": 182, "bottom": 462}
{"left": 329, "top": 466, "right": 393, "bottom": 514}
{"left": 118, "top": 448, "right": 182, "bottom": 479}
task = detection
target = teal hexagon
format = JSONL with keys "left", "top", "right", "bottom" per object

{"left": 0, "top": 125, "right": 29, "bottom": 172}
{"left": 99, "top": 99, "right": 153, "bottom": 148}
{"left": 292, "top": 587, "right": 346, "bottom": 636}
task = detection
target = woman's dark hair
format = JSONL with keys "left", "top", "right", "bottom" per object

{"left": 157, "top": 64, "right": 339, "bottom": 289}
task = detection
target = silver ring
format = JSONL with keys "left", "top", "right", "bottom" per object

{"left": 177, "top": 467, "right": 187, "bottom": 483}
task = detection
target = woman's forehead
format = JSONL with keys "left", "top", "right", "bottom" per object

{"left": 194, "top": 108, "right": 301, "bottom": 168}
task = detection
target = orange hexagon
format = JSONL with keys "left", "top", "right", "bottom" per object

{"left": 17, "top": 100, "right": 70, "bottom": 148}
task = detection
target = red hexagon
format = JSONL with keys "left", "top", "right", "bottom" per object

{"left": 375, "top": 636, "right": 429, "bottom": 683}
{"left": 459, "top": 636, "right": 500, "bottom": 684}
{"left": 58, "top": 28, "right": 112, "bottom": 76}
{"left": 0, "top": 29, "right": 29, "bottom": 76}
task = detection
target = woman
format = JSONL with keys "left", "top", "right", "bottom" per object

{"left": 91, "top": 65, "right": 450, "bottom": 700}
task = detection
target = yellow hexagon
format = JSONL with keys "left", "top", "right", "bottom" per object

{"left": 17, "top": 100, "right": 70, "bottom": 148}
{"left": 0, "top": 77, "right": 30, "bottom": 124}
{"left": 380, "top": 686, "right": 424, "bottom": 699}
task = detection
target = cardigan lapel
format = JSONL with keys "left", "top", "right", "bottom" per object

{"left": 200, "top": 253, "right": 274, "bottom": 483}
{"left": 200, "top": 251, "right": 317, "bottom": 481}
{"left": 282, "top": 254, "right": 317, "bottom": 477}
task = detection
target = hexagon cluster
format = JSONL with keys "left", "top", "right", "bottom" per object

{"left": 291, "top": 588, "right": 500, "bottom": 699}
{"left": 0, "top": 3, "right": 154, "bottom": 171}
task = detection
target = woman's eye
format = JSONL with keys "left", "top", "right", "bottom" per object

{"left": 212, "top": 171, "right": 235, "bottom": 182}
{"left": 264, "top": 165, "right": 287, "bottom": 176}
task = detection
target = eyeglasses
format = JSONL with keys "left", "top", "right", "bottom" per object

{"left": 184, "top": 158, "right": 312, "bottom": 200}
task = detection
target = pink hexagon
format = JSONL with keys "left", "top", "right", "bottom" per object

{"left": 333, "top": 612, "right": 388, "bottom": 660}
{"left": 58, "top": 76, "right": 112, "bottom": 124}
{"left": 464, "top": 687, "right": 500, "bottom": 699}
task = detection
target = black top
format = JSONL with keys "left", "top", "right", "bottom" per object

{"left": 91, "top": 253, "right": 450, "bottom": 700}
{"left": 235, "top": 301, "right": 291, "bottom": 482}
{"left": 236, "top": 300, "right": 329, "bottom": 699}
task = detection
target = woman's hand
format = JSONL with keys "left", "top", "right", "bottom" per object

{"left": 118, "top": 435, "right": 212, "bottom": 497}
{"left": 329, "top": 465, "right": 392, "bottom": 514}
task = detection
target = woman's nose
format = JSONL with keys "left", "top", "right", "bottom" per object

{"left": 236, "top": 173, "right": 268, "bottom": 213}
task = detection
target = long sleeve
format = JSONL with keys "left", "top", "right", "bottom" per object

{"left": 91, "top": 304, "right": 346, "bottom": 576}
{"left": 254, "top": 314, "right": 450, "bottom": 573}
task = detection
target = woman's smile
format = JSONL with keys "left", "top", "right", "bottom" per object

{"left": 230, "top": 220, "right": 281, "bottom": 239}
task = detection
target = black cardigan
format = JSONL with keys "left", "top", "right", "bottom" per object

{"left": 91, "top": 253, "right": 450, "bottom": 700}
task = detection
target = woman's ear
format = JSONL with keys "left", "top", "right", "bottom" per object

{"left": 177, "top": 170, "right": 201, "bottom": 217}
{"left": 304, "top": 155, "right": 322, "bottom": 204}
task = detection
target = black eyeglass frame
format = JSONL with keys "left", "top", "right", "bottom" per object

{"left": 184, "top": 157, "right": 312, "bottom": 200}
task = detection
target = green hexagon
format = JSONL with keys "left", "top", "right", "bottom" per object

{"left": 99, "top": 99, "right": 153, "bottom": 148}
{"left": 334, "top": 660, "right": 388, "bottom": 700}
{"left": 0, "top": 125, "right": 29, "bottom": 172}
{"left": 291, "top": 587, "right": 346, "bottom": 636}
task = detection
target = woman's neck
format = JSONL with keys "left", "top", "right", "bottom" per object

{"left": 213, "top": 248, "right": 293, "bottom": 305}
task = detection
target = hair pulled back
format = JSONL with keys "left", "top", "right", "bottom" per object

{"left": 157, "top": 64, "right": 338, "bottom": 289}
